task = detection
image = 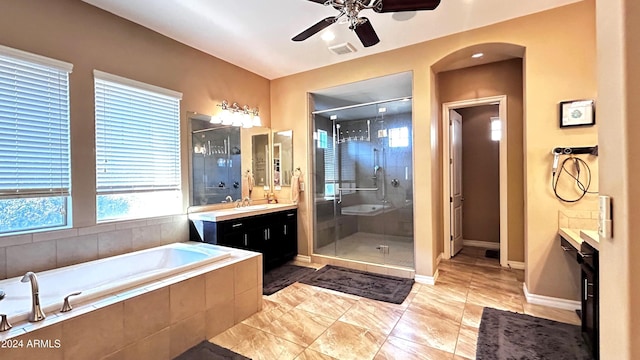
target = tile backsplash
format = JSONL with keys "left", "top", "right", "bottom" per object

{"left": 558, "top": 209, "right": 598, "bottom": 230}
{"left": 0, "top": 214, "right": 189, "bottom": 280}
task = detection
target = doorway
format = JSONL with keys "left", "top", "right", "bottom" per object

{"left": 443, "top": 96, "right": 508, "bottom": 267}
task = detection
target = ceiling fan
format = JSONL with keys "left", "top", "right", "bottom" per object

{"left": 292, "top": 0, "right": 441, "bottom": 48}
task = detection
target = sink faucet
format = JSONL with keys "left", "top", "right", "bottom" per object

{"left": 21, "top": 272, "right": 45, "bottom": 322}
{"left": 242, "top": 196, "right": 252, "bottom": 207}
{"left": 224, "top": 195, "right": 233, "bottom": 203}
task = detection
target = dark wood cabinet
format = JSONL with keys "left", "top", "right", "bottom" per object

{"left": 579, "top": 241, "right": 599, "bottom": 359}
{"left": 195, "top": 209, "right": 298, "bottom": 271}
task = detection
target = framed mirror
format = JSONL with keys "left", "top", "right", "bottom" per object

{"left": 188, "top": 111, "right": 269, "bottom": 209}
{"left": 272, "top": 130, "right": 293, "bottom": 187}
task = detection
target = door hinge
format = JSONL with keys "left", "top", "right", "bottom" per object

{"left": 450, "top": 235, "right": 453, "bottom": 241}
{"left": 450, "top": 197, "right": 453, "bottom": 203}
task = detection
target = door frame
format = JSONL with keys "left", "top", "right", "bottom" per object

{"left": 442, "top": 95, "right": 508, "bottom": 267}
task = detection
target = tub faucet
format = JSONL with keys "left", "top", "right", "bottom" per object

{"left": 20, "top": 272, "right": 45, "bottom": 322}
{"left": 224, "top": 195, "right": 233, "bottom": 203}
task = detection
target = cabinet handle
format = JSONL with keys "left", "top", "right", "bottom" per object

{"left": 267, "top": 228, "right": 270, "bottom": 239}
{"left": 584, "top": 278, "right": 588, "bottom": 300}
{"left": 243, "top": 234, "right": 248, "bottom": 247}
{"left": 287, "top": 213, "right": 295, "bottom": 217}
{"left": 560, "top": 245, "right": 572, "bottom": 252}
{"left": 578, "top": 251, "right": 592, "bottom": 258}
{"left": 284, "top": 225, "right": 287, "bottom": 235}
{"left": 264, "top": 229, "right": 268, "bottom": 240}
{"left": 232, "top": 223, "right": 243, "bottom": 228}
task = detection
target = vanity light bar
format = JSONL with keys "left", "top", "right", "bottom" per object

{"left": 211, "top": 100, "right": 261, "bottom": 128}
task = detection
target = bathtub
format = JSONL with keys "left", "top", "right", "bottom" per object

{"left": 0, "top": 242, "right": 230, "bottom": 324}
{"left": 341, "top": 204, "right": 392, "bottom": 216}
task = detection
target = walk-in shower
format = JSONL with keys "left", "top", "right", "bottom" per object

{"left": 312, "top": 97, "right": 414, "bottom": 269}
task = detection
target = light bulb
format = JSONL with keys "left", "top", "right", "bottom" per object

{"left": 210, "top": 115, "right": 222, "bottom": 124}
{"left": 252, "top": 114, "right": 261, "bottom": 127}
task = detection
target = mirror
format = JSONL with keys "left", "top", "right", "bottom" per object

{"left": 188, "top": 112, "right": 269, "bottom": 208}
{"left": 272, "top": 130, "right": 293, "bottom": 187}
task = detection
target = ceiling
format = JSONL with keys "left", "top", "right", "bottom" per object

{"left": 82, "top": 0, "right": 581, "bottom": 80}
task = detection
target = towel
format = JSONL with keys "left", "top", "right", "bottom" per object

{"left": 241, "top": 173, "right": 254, "bottom": 199}
{"left": 291, "top": 175, "right": 300, "bottom": 204}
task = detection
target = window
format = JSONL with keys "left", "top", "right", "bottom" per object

{"left": 0, "top": 45, "right": 72, "bottom": 235}
{"left": 317, "top": 129, "right": 328, "bottom": 149}
{"left": 389, "top": 126, "right": 409, "bottom": 148}
{"left": 94, "top": 71, "right": 182, "bottom": 222}
{"left": 491, "top": 117, "right": 502, "bottom": 141}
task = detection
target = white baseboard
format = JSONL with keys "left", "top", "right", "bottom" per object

{"left": 463, "top": 239, "right": 500, "bottom": 249}
{"left": 523, "top": 283, "right": 581, "bottom": 310}
{"left": 294, "top": 255, "right": 311, "bottom": 263}
{"left": 508, "top": 261, "right": 525, "bottom": 270}
{"left": 415, "top": 269, "right": 439, "bottom": 285}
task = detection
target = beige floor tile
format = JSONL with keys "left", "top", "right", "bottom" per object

{"left": 267, "top": 282, "right": 319, "bottom": 307}
{"left": 295, "top": 290, "right": 357, "bottom": 320}
{"left": 242, "top": 298, "right": 292, "bottom": 330}
{"left": 210, "top": 323, "right": 262, "bottom": 349}
{"left": 309, "top": 321, "right": 387, "bottom": 360}
{"left": 231, "top": 329, "right": 305, "bottom": 360}
{"left": 418, "top": 281, "right": 469, "bottom": 303}
{"left": 454, "top": 325, "right": 478, "bottom": 359}
{"left": 374, "top": 336, "right": 455, "bottom": 360}
{"left": 339, "top": 299, "right": 404, "bottom": 335}
{"left": 523, "top": 303, "right": 581, "bottom": 325}
{"left": 264, "top": 308, "right": 335, "bottom": 346}
{"left": 407, "top": 291, "right": 466, "bottom": 323}
{"left": 295, "top": 349, "right": 339, "bottom": 360}
{"left": 466, "top": 285, "right": 524, "bottom": 313}
{"left": 391, "top": 309, "right": 461, "bottom": 354}
{"left": 461, "top": 303, "right": 485, "bottom": 328}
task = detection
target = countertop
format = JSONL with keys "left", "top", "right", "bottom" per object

{"left": 559, "top": 227, "right": 600, "bottom": 251}
{"left": 188, "top": 203, "right": 297, "bottom": 222}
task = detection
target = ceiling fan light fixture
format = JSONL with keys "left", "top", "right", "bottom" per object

{"left": 321, "top": 31, "right": 335, "bottom": 42}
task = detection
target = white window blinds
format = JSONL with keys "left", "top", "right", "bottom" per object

{"left": 0, "top": 45, "right": 72, "bottom": 198}
{"left": 94, "top": 71, "right": 182, "bottom": 195}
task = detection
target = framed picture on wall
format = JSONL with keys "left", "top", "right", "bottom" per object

{"left": 559, "top": 99, "right": 595, "bottom": 127}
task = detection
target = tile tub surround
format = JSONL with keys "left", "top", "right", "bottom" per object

{"left": 0, "top": 244, "right": 262, "bottom": 360}
{"left": 0, "top": 214, "right": 189, "bottom": 280}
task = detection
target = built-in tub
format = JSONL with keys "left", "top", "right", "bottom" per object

{"left": 341, "top": 204, "right": 393, "bottom": 216}
{"left": 0, "top": 242, "right": 230, "bottom": 324}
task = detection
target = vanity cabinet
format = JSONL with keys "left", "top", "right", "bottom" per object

{"left": 199, "top": 209, "right": 298, "bottom": 271}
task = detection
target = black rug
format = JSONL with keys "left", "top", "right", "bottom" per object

{"left": 173, "top": 341, "right": 250, "bottom": 360}
{"left": 263, "top": 264, "right": 317, "bottom": 295}
{"left": 299, "top": 265, "right": 414, "bottom": 304}
{"left": 476, "top": 308, "right": 592, "bottom": 360}
{"left": 485, "top": 249, "right": 500, "bottom": 259}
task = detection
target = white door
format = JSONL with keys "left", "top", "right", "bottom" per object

{"left": 450, "top": 110, "right": 464, "bottom": 256}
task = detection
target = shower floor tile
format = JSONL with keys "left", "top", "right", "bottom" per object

{"left": 315, "top": 232, "right": 414, "bottom": 268}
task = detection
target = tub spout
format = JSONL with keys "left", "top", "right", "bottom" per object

{"left": 20, "top": 272, "right": 46, "bottom": 322}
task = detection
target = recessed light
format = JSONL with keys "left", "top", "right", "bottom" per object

{"left": 472, "top": 52, "right": 484, "bottom": 58}
{"left": 321, "top": 31, "right": 335, "bottom": 42}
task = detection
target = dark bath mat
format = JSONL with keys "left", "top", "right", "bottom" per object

{"left": 485, "top": 249, "right": 500, "bottom": 259}
{"left": 476, "top": 307, "right": 592, "bottom": 360}
{"left": 263, "top": 264, "right": 317, "bottom": 295}
{"left": 299, "top": 265, "right": 414, "bottom": 304}
{"left": 173, "top": 341, "right": 250, "bottom": 360}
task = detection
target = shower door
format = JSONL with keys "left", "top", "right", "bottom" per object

{"left": 313, "top": 99, "right": 414, "bottom": 268}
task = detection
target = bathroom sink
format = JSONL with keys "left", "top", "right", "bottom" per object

{"left": 233, "top": 205, "right": 269, "bottom": 211}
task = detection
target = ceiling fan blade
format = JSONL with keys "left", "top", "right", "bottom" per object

{"left": 292, "top": 17, "right": 337, "bottom": 42}
{"left": 354, "top": 18, "right": 380, "bottom": 47}
{"left": 306, "top": 0, "right": 327, "bottom": 3}
{"left": 374, "top": 0, "right": 441, "bottom": 13}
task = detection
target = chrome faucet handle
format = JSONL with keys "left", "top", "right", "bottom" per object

{"left": 0, "top": 314, "right": 11, "bottom": 332}
{"left": 61, "top": 292, "right": 82, "bottom": 313}
{"left": 234, "top": 199, "right": 242, "bottom": 208}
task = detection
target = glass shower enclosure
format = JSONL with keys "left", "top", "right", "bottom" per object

{"left": 312, "top": 98, "right": 414, "bottom": 268}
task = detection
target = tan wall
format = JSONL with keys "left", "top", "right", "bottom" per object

{"left": 458, "top": 105, "right": 500, "bottom": 244}
{"left": 0, "top": 0, "right": 271, "bottom": 228}
{"left": 438, "top": 59, "right": 524, "bottom": 261}
{"left": 271, "top": 0, "right": 597, "bottom": 297}
{"left": 596, "top": 0, "right": 639, "bottom": 358}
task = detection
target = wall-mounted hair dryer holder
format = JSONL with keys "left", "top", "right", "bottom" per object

{"left": 552, "top": 146, "right": 598, "bottom": 156}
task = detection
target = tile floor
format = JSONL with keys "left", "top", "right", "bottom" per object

{"left": 210, "top": 246, "right": 581, "bottom": 360}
